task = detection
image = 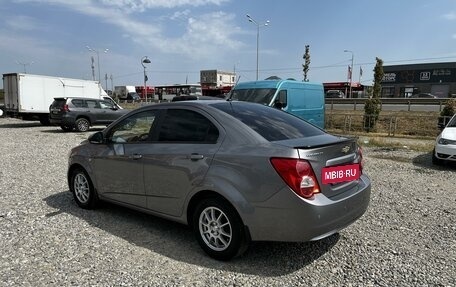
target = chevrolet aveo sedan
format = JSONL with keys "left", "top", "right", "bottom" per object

{"left": 433, "top": 114, "right": 456, "bottom": 165}
{"left": 68, "top": 101, "right": 371, "bottom": 260}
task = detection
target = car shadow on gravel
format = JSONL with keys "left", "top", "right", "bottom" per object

{"left": 39, "top": 127, "right": 105, "bottom": 134}
{"left": 44, "top": 191, "right": 339, "bottom": 276}
{"left": 412, "top": 151, "right": 456, "bottom": 171}
{"left": 0, "top": 122, "right": 42, "bottom": 128}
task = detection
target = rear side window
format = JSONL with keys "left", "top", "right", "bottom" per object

{"left": 71, "top": 99, "right": 84, "bottom": 108}
{"left": 86, "top": 100, "right": 100, "bottom": 109}
{"left": 211, "top": 102, "right": 324, "bottom": 141}
{"left": 157, "top": 109, "right": 219, "bottom": 143}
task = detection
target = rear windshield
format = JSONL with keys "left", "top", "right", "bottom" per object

{"left": 50, "top": 99, "right": 66, "bottom": 108}
{"left": 210, "top": 102, "right": 325, "bottom": 141}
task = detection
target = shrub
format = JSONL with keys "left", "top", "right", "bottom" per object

{"left": 440, "top": 99, "right": 456, "bottom": 117}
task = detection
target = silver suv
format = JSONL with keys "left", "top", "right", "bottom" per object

{"left": 49, "top": 97, "right": 129, "bottom": 132}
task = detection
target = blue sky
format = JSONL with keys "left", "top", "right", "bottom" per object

{"left": 1, "top": 0, "right": 456, "bottom": 89}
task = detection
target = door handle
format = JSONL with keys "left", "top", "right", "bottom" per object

{"left": 189, "top": 153, "right": 204, "bottom": 161}
{"left": 130, "top": 154, "right": 143, "bottom": 160}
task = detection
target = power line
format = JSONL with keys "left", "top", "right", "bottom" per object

{"left": 112, "top": 55, "right": 456, "bottom": 80}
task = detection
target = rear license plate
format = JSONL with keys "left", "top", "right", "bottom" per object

{"left": 322, "top": 163, "right": 360, "bottom": 184}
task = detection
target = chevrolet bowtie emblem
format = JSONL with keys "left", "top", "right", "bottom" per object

{"left": 341, "top": 145, "right": 350, "bottom": 153}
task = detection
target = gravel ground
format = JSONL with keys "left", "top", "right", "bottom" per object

{"left": 0, "top": 117, "right": 455, "bottom": 287}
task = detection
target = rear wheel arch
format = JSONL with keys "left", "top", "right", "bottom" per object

{"left": 189, "top": 191, "right": 251, "bottom": 260}
{"left": 187, "top": 191, "right": 225, "bottom": 227}
{"left": 187, "top": 190, "right": 251, "bottom": 239}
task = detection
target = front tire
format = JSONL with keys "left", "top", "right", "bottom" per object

{"left": 69, "top": 168, "right": 98, "bottom": 209}
{"left": 75, "top": 118, "right": 90, "bottom": 132}
{"left": 193, "top": 197, "right": 249, "bottom": 261}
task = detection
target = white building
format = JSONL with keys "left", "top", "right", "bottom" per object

{"left": 200, "top": 70, "right": 235, "bottom": 88}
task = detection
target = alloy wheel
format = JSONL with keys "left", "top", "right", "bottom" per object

{"left": 199, "top": 206, "right": 232, "bottom": 251}
{"left": 74, "top": 173, "right": 90, "bottom": 204}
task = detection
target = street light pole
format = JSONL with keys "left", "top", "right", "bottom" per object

{"left": 86, "top": 46, "right": 108, "bottom": 85}
{"left": 246, "top": 14, "right": 269, "bottom": 81}
{"left": 141, "top": 56, "right": 151, "bottom": 102}
{"left": 344, "top": 50, "right": 354, "bottom": 98}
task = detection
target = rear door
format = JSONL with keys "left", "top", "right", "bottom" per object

{"left": 3, "top": 74, "right": 19, "bottom": 113}
{"left": 49, "top": 98, "right": 68, "bottom": 120}
{"left": 84, "top": 99, "right": 101, "bottom": 123}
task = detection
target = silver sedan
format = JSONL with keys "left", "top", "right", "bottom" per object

{"left": 68, "top": 100, "right": 371, "bottom": 260}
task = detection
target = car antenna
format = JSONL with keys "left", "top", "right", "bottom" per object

{"left": 227, "top": 75, "right": 241, "bottom": 101}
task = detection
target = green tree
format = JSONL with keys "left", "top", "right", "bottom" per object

{"left": 302, "top": 45, "right": 310, "bottom": 82}
{"left": 363, "top": 57, "right": 383, "bottom": 132}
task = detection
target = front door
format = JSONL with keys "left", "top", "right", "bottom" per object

{"left": 91, "top": 110, "right": 159, "bottom": 207}
{"left": 143, "top": 108, "right": 222, "bottom": 217}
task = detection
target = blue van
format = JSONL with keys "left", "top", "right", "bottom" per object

{"left": 230, "top": 79, "right": 325, "bottom": 128}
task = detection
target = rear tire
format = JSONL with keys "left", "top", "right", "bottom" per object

{"left": 193, "top": 197, "right": 249, "bottom": 261}
{"left": 69, "top": 168, "right": 98, "bottom": 209}
{"left": 39, "top": 115, "right": 51, "bottom": 126}
{"left": 75, "top": 118, "right": 90, "bottom": 132}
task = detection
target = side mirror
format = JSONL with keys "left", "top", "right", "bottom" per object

{"left": 89, "top": 131, "right": 104, "bottom": 144}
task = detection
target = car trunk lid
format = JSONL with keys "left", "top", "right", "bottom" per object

{"left": 274, "top": 134, "right": 362, "bottom": 199}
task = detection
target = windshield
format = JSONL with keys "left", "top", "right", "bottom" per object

{"left": 447, "top": 115, "right": 456, "bottom": 127}
{"left": 230, "top": 88, "right": 277, "bottom": 105}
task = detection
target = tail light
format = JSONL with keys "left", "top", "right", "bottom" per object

{"left": 270, "top": 158, "right": 320, "bottom": 199}
{"left": 62, "top": 104, "right": 69, "bottom": 112}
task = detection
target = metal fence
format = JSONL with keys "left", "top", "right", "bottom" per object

{"left": 325, "top": 113, "right": 453, "bottom": 137}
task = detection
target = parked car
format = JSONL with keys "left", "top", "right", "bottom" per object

{"left": 67, "top": 101, "right": 371, "bottom": 260}
{"left": 325, "top": 90, "right": 345, "bottom": 98}
{"left": 433, "top": 113, "right": 456, "bottom": 165}
{"left": 126, "top": 93, "right": 141, "bottom": 102}
{"left": 49, "top": 97, "right": 130, "bottom": 132}
{"left": 409, "top": 93, "right": 437, "bottom": 98}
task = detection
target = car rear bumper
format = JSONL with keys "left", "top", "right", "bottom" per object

{"left": 244, "top": 174, "right": 371, "bottom": 242}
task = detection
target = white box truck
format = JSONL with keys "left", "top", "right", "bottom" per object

{"left": 2, "top": 73, "right": 118, "bottom": 125}
{"left": 114, "top": 85, "right": 141, "bottom": 101}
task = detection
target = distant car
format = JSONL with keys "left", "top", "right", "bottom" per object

{"left": 433, "top": 114, "right": 456, "bottom": 165}
{"left": 49, "top": 97, "right": 130, "bottom": 132}
{"left": 325, "top": 90, "right": 345, "bottom": 98}
{"left": 409, "top": 93, "right": 437, "bottom": 98}
{"left": 67, "top": 100, "right": 371, "bottom": 260}
{"left": 124, "top": 93, "right": 141, "bottom": 102}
